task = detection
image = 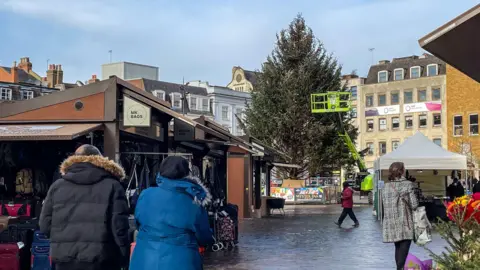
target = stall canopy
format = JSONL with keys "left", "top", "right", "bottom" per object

{"left": 0, "top": 123, "right": 102, "bottom": 141}
{"left": 375, "top": 132, "right": 467, "bottom": 170}
{"left": 419, "top": 4, "right": 480, "bottom": 82}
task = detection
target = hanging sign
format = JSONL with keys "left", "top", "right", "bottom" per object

{"left": 123, "top": 95, "right": 151, "bottom": 127}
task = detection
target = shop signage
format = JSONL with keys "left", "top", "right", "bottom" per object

{"left": 123, "top": 96, "right": 151, "bottom": 127}
{"left": 295, "top": 188, "right": 324, "bottom": 202}
{"left": 365, "top": 105, "right": 400, "bottom": 117}
{"left": 271, "top": 187, "right": 295, "bottom": 202}
{"left": 403, "top": 102, "right": 441, "bottom": 113}
{"left": 174, "top": 119, "right": 195, "bottom": 141}
{"left": 0, "top": 125, "right": 62, "bottom": 134}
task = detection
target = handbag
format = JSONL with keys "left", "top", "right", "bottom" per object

{"left": 392, "top": 182, "right": 432, "bottom": 245}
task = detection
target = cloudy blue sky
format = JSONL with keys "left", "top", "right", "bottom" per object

{"left": 0, "top": 0, "right": 477, "bottom": 85}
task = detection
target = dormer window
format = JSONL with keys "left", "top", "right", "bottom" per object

{"left": 378, "top": 71, "right": 388, "bottom": 83}
{"left": 171, "top": 93, "right": 182, "bottom": 108}
{"left": 410, "top": 66, "right": 421, "bottom": 79}
{"left": 427, "top": 64, "right": 438, "bottom": 76}
{"left": 393, "top": 68, "right": 404, "bottom": 81}
{"left": 152, "top": 90, "right": 165, "bottom": 100}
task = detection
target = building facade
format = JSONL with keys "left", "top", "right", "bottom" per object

{"left": 359, "top": 54, "right": 447, "bottom": 169}
{"left": 102, "top": 62, "right": 159, "bottom": 81}
{"left": 226, "top": 66, "right": 259, "bottom": 92}
{"left": 188, "top": 80, "right": 251, "bottom": 136}
{"left": 341, "top": 74, "right": 365, "bottom": 151}
{"left": 128, "top": 78, "right": 212, "bottom": 119}
{"left": 446, "top": 64, "right": 480, "bottom": 173}
{"left": 0, "top": 81, "right": 58, "bottom": 102}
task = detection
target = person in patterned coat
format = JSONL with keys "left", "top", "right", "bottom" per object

{"left": 382, "top": 162, "right": 419, "bottom": 270}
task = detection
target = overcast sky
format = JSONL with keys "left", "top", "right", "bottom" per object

{"left": 0, "top": 0, "right": 477, "bottom": 85}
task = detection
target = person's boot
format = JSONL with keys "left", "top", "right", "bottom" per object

{"left": 334, "top": 221, "right": 341, "bottom": 227}
{"left": 353, "top": 222, "right": 360, "bottom": 228}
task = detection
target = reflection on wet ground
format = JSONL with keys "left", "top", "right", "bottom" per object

{"left": 204, "top": 205, "right": 446, "bottom": 270}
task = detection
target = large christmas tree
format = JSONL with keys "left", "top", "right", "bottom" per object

{"left": 245, "top": 14, "right": 357, "bottom": 179}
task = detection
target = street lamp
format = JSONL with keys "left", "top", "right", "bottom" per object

{"left": 180, "top": 84, "right": 190, "bottom": 115}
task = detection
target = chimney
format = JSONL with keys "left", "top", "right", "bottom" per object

{"left": 46, "top": 64, "right": 58, "bottom": 87}
{"left": 378, "top": 60, "right": 390, "bottom": 65}
{"left": 56, "top": 65, "right": 63, "bottom": 85}
{"left": 11, "top": 61, "right": 18, "bottom": 83}
{"left": 88, "top": 74, "right": 100, "bottom": 84}
{"left": 17, "top": 57, "right": 32, "bottom": 73}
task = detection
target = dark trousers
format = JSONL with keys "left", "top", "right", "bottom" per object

{"left": 337, "top": 208, "right": 358, "bottom": 225}
{"left": 394, "top": 239, "right": 412, "bottom": 270}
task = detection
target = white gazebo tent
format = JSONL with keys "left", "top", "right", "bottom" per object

{"left": 373, "top": 132, "right": 467, "bottom": 219}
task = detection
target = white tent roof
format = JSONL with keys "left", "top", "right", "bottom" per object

{"left": 375, "top": 132, "right": 467, "bottom": 170}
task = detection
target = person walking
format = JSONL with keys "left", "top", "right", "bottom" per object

{"left": 130, "top": 156, "right": 214, "bottom": 270}
{"left": 334, "top": 181, "right": 359, "bottom": 228}
{"left": 382, "top": 162, "right": 419, "bottom": 270}
{"left": 473, "top": 178, "right": 480, "bottom": 194}
{"left": 39, "top": 145, "right": 130, "bottom": 270}
{"left": 447, "top": 178, "right": 465, "bottom": 201}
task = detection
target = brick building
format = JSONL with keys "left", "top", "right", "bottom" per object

{"left": 0, "top": 81, "right": 58, "bottom": 102}
{"left": 446, "top": 65, "right": 480, "bottom": 172}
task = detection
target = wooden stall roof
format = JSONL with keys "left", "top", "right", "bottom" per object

{"left": 0, "top": 123, "right": 102, "bottom": 141}
{"left": 419, "top": 4, "right": 480, "bottom": 82}
{"left": 0, "top": 76, "right": 226, "bottom": 141}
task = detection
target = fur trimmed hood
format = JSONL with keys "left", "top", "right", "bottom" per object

{"left": 60, "top": 155, "right": 126, "bottom": 180}
{"left": 156, "top": 174, "right": 212, "bottom": 207}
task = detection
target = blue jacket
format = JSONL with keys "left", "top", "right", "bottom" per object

{"left": 130, "top": 175, "right": 213, "bottom": 270}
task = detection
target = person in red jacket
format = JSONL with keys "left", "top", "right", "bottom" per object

{"left": 334, "top": 181, "right": 359, "bottom": 228}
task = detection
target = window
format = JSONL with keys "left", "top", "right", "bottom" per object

{"left": 379, "top": 142, "right": 387, "bottom": 155}
{"left": 201, "top": 98, "right": 209, "bottom": 111}
{"left": 454, "top": 115, "right": 463, "bottom": 136}
{"left": 378, "top": 94, "right": 386, "bottom": 106}
{"left": 417, "top": 89, "right": 427, "bottom": 102}
{"left": 391, "top": 92, "right": 399, "bottom": 105}
{"left": 427, "top": 64, "right": 438, "bottom": 76}
{"left": 366, "top": 142, "right": 374, "bottom": 156}
{"left": 366, "top": 95, "right": 374, "bottom": 107}
{"left": 350, "top": 107, "right": 357, "bottom": 118}
{"left": 367, "top": 119, "right": 374, "bottom": 132}
{"left": 404, "top": 91, "right": 413, "bottom": 103}
{"left": 172, "top": 94, "right": 181, "bottom": 108}
{"left": 470, "top": 114, "right": 478, "bottom": 135}
{"left": 405, "top": 115, "right": 413, "bottom": 129}
{"left": 0, "top": 88, "right": 12, "bottom": 100}
{"left": 21, "top": 90, "right": 34, "bottom": 100}
{"left": 431, "top": 88, "right": 441, "bottom": 101}
{"left": 410, "top": 66, "right": 421, "bottom": 79}
{"left": 392, "top": 141, "right": 400, "bottom": 151}
{"left": 190, "top": 96, "right": 197, "bottom": 110}
{"left": 152, "top": 90, "right": 165, "bottom": 100}
{"left": 394, "top": 69, "right": 404, "bottom": 80}
{"left": 392, "top": 117, "right": 400, "bottom": 129}
{"left": 378, "top": 71, "right": 388, "bottom": 83}
{"left": 379, "top": 118, "right": 387, "bottom": 131}
{"left": 433, "top": 138, "right": 442, "bottom": 147}
{"left": 419, "top": 115, "right": 427, "bottom": 128}
{"left": 433, "top": 114, "right": 441, "bottom": 126}
{"left": 221, "top": 106, "right": 229, "bottom": 121}
{"left": 236, "top": 108, "right": 244, "bottom": 135}
{"left": 350, "top": 86, "right": 357, "bottom": 100}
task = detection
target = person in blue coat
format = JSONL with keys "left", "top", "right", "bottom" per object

{"left": 130, "top": 156, "right": 214, "bottom": 270}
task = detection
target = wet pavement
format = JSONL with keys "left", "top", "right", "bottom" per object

{"left": 204, "top": 205, "right": 447, "bottom": 270}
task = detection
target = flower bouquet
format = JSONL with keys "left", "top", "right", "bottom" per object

{"left": 425, "top": 193, "right": 480, "bottom": 269}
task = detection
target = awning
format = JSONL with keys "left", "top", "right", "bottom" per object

{"left": 272, "top": 162, "right": 302, "bottom": 169}
{"left": 0, "top": 123, "right": 102, "bottom": 141}
{"left": 419, "top": 4, "right": 480, "bottom": 82}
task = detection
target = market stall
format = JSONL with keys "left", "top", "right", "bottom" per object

{"left": 374, "top": 132, "right": 467, "bottom": 221}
